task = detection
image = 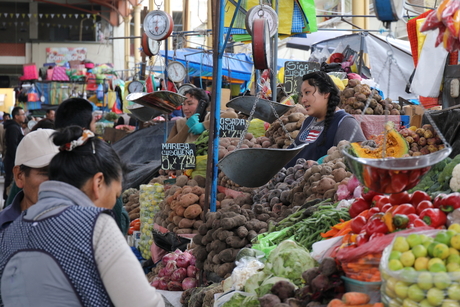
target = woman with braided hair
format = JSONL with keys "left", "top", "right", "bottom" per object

{"left": 286, "top": 71, "right": 365, "bottom": 167}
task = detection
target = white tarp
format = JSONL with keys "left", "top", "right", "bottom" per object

{"left": 291, "top": 32, "right": 417, "bottom": 100}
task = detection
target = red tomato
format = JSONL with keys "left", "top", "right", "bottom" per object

{"left": 411, "top": 191, "right": 432, "bottom": 206}
{"left": 416, "top": 200, "right": 434, "bottom": 215}
{"left": 389, "top": 191, "right": 411, "bottom": 206}
{"left": 373, "top": 195, "right": 390, "bottom": 210}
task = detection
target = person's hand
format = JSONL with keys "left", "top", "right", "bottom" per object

{"left": 186, "top": 113, "right": 200, "bottom": 129}
{"left": 189, "top": 122, "right": 205, "bottom": 135}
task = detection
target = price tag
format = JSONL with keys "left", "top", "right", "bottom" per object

{"left": 161, "top": 143, "right": 196, "bottom": 170}
{"left": 283, "top": 61, "right": 321, "bottom": 96}
{"left": 219, "top": 118, "right": 247, "bottom": 138}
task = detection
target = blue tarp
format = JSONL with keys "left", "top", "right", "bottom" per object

{"left": 159, "top": 48, "right": 253, "bottom": 81}
{"left": 159, "top": 48, "right": 289, "bottom": 82}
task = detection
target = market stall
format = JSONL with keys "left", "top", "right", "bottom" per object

{"left": 116, "top": 1, "right": 460, "bottom": 307}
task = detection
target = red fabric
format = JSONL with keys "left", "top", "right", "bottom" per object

{"left": 167, "top": 81, "right": 177, "bottom": 93}
{"left": 146, "top": 76, "right": 154, "bottom": 93}
{"left": 407, "top": 10, "right": 432, "bottom": 66}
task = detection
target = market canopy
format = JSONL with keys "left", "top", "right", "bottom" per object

{"left": 159, "top": 48, "right": 253, "bottom": 82}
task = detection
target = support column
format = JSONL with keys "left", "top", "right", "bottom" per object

{"left": 183, "top": 0, "right": 189, "bottom": 47}
{"left": 352, "top": 0, "right": 365, "bottom": 29}
{"left": 207, "top": 0, "right": 213, "bottom": 48}
{"left": 133, "top": 5, "right": 142, "bottom": 67}
{"left": 29, "top": 2, "right": 38, "bottom": 39}
{"left": 124, "top": 15, "right": 131, "bottom": 71}
{"left": 165, "top": 0, "right": 171, "bottom": 50}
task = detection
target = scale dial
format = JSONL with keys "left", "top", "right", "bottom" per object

{"left": 167, "top": 61, "right": 187, "bottom": 83}
{"left": 252, "top": 18, "right": 271, "bottom": 70}
{"left": 143, "top": 10, "right": 174, "bottom": 41}
{"left": 128, "top": 80, "right": 144, "bottom": 93}
{"left": 177, "top": 83, "right": 196, "bottom": 96}
{"left": 148, "top": 38, "right": 160, "bottom": 55}
{"left": 245, "top": 5, "right": 278, "bottom": 37}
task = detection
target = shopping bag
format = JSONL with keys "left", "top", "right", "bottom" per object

{"left": 410, "top": 28, "right": 448, "bottom": 97}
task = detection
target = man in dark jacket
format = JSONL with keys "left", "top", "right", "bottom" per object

{"left": 3, "top": 107, "right": 25, "bottom": 201}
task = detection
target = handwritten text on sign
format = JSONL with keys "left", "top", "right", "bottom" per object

{"left": 283, "top": 61, "right": 321, "bottom": 96}
{"left": 219, "top": 118, "right": 247, "bottom": 138}
{"left": 161, "top": 143, "right": 196, "bottom": 170}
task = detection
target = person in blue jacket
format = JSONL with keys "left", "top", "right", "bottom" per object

{"left": 286, "top": 71, "right": 366, "bottom": 167}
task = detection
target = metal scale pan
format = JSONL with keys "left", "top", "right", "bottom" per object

{"left": 126, "top": 103, "right": 164, "bottom": 122}
{"left": 217, "top": 142, "right": 309, "bottom": 188}
{"left": 126, "top": 91, "right": 186, "bottom": 114}
{"left": 226, "top": 96, "right": 294, "bottom": 124}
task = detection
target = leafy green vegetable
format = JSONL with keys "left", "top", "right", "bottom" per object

{"left": 409, "top": 155, "right": 457, "bottom": 194}
{"left": 263, "top": 240, "right": 316, "bottom": 286}
{"left": 244, "top": 271, "right": 267, "bottom": 294}
{"left": 439, "top": 154, "right": 460, "bottom": 187}
{"left": 222, "top": 293, "right": 260, "bottom": 307}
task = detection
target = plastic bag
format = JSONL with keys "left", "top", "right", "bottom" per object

{"left": 251, "top": 227, "right": 295, "bottom": 257}
{"left": 380, "top": 228, "right": 460, "bottom": 307}
{"left": 138, "top": 183, "right": 164, "bottom": 259}
{"left": 231, "top": 257, "right": 265, "bottom": 291}
{"left": 336, "top": 227, "right": 432, "bottom": 282}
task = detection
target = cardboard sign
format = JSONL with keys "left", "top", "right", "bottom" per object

{"left": 219, "top": 118, "right": 247, "bottom": 138}
{"left": 161, "top": 143, "right": 196, "bottom": 170}
{"left": 283, "top": 61, "right": 321, "bottom": 96}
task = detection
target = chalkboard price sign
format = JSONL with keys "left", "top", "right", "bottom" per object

{"left": 283, "top": 61, "right": 321, "bottom": 96}
{"left": 219, "top": 118, "right": 247, "bottom": 138}
{"left": 161, "top": 143, "right": 197, "bottom": 170}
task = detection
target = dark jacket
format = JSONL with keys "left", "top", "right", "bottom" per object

{"left": 3, "top": 120, "right": 23, "bottom": 165}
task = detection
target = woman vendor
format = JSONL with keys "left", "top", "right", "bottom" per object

{"left": 167, "top": 88, "right": 237, "bottom": 143}
{"left": 286, "top": 71, "right": 366, "bottom": 167}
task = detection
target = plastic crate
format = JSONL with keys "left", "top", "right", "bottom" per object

{"left": 341, "top": 276, "right": 381, "bottom": 304}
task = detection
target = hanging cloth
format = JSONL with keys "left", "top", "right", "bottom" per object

{"left": 297, "top": 0, "right": 317, "bottom": 32}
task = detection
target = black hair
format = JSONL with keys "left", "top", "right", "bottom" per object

{"left": 19, "top": 165, "right": 49, "bottom": 177}
{"left": 3, "top": 113, "right": 10, "bottom": 118}
{"left": 184, "top": 88, "right": 210, "bottom": 105}
{"left": 31, "top": 118, "right": 55, "bottom": 131}
{"left": 46, "top": 109, "right": 54, "bottom": 114}
{"left": 55, "top": 98, "right": 93, "bottom": 129}
{"left": 49, "top": 126, "right": 124, "bottom": 189}
{"left": 302, "top": 71, "right": 340, "bottom": 145}
{"left": 12, "top": 106, "right": 23, "bottom": 118}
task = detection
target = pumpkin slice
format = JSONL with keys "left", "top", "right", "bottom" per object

{"left": 351, "top": 121, "right": 409, "bottom": 159}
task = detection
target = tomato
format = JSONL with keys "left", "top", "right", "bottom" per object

{"left": 373, "top": 195, "right": 390, "bottom": 210}
{"left": 389, "top": 191, "right": 411, "bottom": 206}
{"left": 411, "top": 190, "right": 432, "bottom": 206}
{"left": 416, "top": 200, "right": 434, "bottom": 215}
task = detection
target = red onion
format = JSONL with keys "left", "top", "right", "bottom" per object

{"left": 182, "top": 277, "right": 197, "bottom": 290}
{"left": 158, "top": 277, "right": 169, "bottom": 290}
{"left": 336, "top": 184, "right": 351, "bottom": 201}
{"left": 347, "top": 175, "right": 359, "bottom": 193}
{"left": 187, "top": 265, "right": 198, "bottom": 278}
{"left": 184, "top": 251, "right": 196, "bottom": 265}
{"left": 171, "top": 268, "right": 187, "bottom": 282}
{"left": 353, "top": 185, "right": 363, "bottom": 199}
{"left": 162, "top": 252, "right": 178, "bottom": 266}
{"left": 158, "top": 268, "right": 167, "bottom": 278}
{"left": 176, "top": 253, "right": 192, "bottom": 268}
{"left": 167, "top": 281, "right": 183, "bottom": 291}
{"left": 151, "top": 277, "right": 161, "bottom": 288}
{"left": 174, "top": 249, "right": 182, "bottom": 254}
{"left": 164, "top": 261, "right": 177, "bottom": 276}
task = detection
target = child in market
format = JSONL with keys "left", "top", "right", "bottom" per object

{"left": 286, "top": 71, "right": 366, "bottom": 167}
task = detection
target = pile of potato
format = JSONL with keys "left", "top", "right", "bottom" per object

{"left": 264, "top": 105, "right": 308, "bottom": 149}
{"left": 122, "top": 188, "right": 140, "bottom": 221}
{"left": 339, "top": 79, "right": 404, "bottom": 115}
{"left": 217, "top": 134, "right": 274, "bottom": 160}
{"left": 399, "top": 124, "right": 445, "bottom": 156}
{"left": 155, "top": 175, "right": 208, "bottom": 235}
{"left": 192, "top": 192, "right": 266, "bottom": 279}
